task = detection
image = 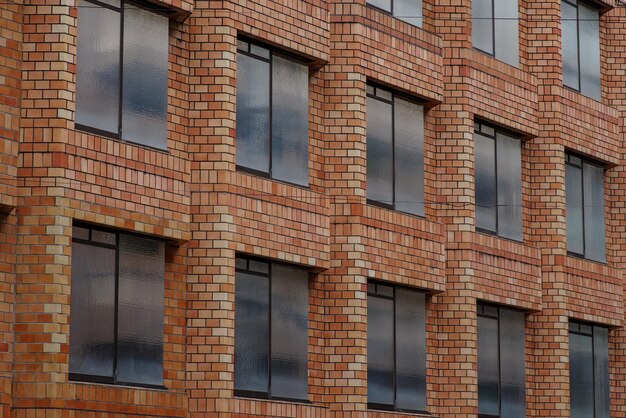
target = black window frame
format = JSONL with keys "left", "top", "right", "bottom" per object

{"left": 568, "top": 320, "right": 610, "bottom": 418}
{"left": 477, "top": 302, "right": 527, "bottom": 418}
{"left": 74, "top": 0, "right": 170, "bottom": 151}
{"left": 235, "top": 37, "right": 311, "bottom": 187}
{"left": 471, "top": 0, "right": 519, "bottom": 66}
{"left": 366, "top": 83, "right": 426, "bottom": 216}
{"left": 561, "top": 0, "right": 602, "bottom": 100}
{"left": 565, "top": 152, "right": 606, "bottom": 262}
{"left": 474, "top": 120, "right": 523, "bottom": 241}
{"left": 69, "top": 222, "right": 166, "bottom": 390}
{"left": 366, "top": 280, "right": 427, "bottom": 414}
{"left": 234, "top": 255, "right": 311, "bottom": 402}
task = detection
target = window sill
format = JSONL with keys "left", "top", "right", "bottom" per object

{"left": 366, "top": 199, "right": 426, "bottom": 219}
{"left": 74, "top": 123, "right": 170, "bottom": 155}
{"left": 566, "top": 251, "right": 607, "bottom": 266}
{"left": 236, "top": 166, "right": 310, "bottom": 190}
{"left": 234, "top": 392, "right": 311, "bottom": 405}
{"left": 475, "top": 228, "right": 524, "bottom": 245}
{"left": 69, "top": 376, "right": 169, "bottom": 392}
{"left": 367, "top": 404, "right": 430, "bottom": 416}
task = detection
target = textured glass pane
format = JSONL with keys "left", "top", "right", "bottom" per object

{"left": 250, "top": 44, "right": 270, "bottom": 59}
{"left": 475, "top": 133, "right": 497, "bottom": 232}
{"left": 395, "top": 0, "right": 423, "bottom": 26}
{"left": 593, "top": 326, "right": 610, "bottom": 418}
{"left": 271, "top": 55, "right": 309, "bottom": 186}
{"left": 367, "top": 96, "right": 394, "bottom": 206}
{"left": 235, "top": 271, "right": 269, "bottom": 393}
{"left": 236, "top": 53, "right": 270, "bottom": 173}
{"left": 270, "top": 264, "right": 309, "bottom": 399}
{"left": 496, "top": 133, "right": 522, "bottom": 240}
{"left": 473, "top": 0, "right": 494, "bottom": 54}
{"left": 249, "top": 259, "right": 269, "bottom": 274}
{"left": 562, "top": 1, "right": 579, "bottom": 90}
{"left": 583, "top": 162, "right": 605, "bottom": 262}
{"left": 579, "top": 3, "right": 601, "bottom": 100}
{"left": 69, "top": 243, "right": 116, "bottom": 378}
{"left": 478, "top": 315, "right": 499, "bottom": 416}
{"left": 570, "top": 332, "right": 594, "bottom": 418}
{"left": 566, "top": 163, "right": 584, "bottom": 255}
{"left": 122, "top": 6, "right": 169, "bottom": 149}
{"left": 91, "top": 229, "right": 116, "bottom": 246}
{"left": 394, "top": 98, "right": 424, "bottom": 216}
{"left": 116, "top": 234, "right": 164, "bottom": 386}
{"left": 367, "top": 295, "right": 394, "bottom": 406}
{"left": 75, "top": 0, "right": 120, "bottom": 134}
{"left": 494, "top": 0, "right": 519, "bottom": 66}
{"left": 395, "top": 289, "right": 426, "bottom": 412}
{"left": 367, "top": 0, "right": 391, "bottom": 13}
{"left": 72, "top": 225, "right": 90, "bottom": 240}
{"left": 500, "top": 309, "right": 526, "bottom": 418}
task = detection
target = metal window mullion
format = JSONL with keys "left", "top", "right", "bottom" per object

{"left": 113, "top": 232, "right": 120, "bottom": 383}
{"left": 491, "top": 0, "right": 496, "bottom": 57}
{"left": 581, "top": 163, "right": 587, "bottom": 258}
{"left": 391, "top": 95, "right": 396, "bottom": 209}
{"left": 268, "top": 52, "right": 274, "bottom": 179}
{"left": 576, "top": 1, "right": 582, "bottom": 92}
{"left": 494, "top": 133, "right": 499, "bottom": 235}
{"left": 118, "top": 0, "right": 125, "bottom": 139}
{"left": 496, "top": 307, "right": 502, "bottom": 417}
{"left": 591, "top": 326, "right": 596, "bottom": 418}
{"left": 392, "top": 286, "right": 397, "bottom": 410}
{"left": 267, "top": 262, "right": 273, "bottom": 397}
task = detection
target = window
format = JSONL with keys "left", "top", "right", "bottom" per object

{"left": 366, "top": 84, "right": 425, "bottom": 216}
{"left": 565, "top": 153, "right": 606, "bottom": 262}
{"left": 69, "top": 224, "right": 165, "bottom": 388}
{"left": 366, "top": 0, "right": 423, "bottom": 26}
{"left": 367, "top": 281, "right": 426, "bottom": 412}
{"left": 561, "top": 0, "right": 601, "bottom": 100}
{"left": 569, "top": 321, "right": 609, "bottom": 418}
{"left": 472, "top": 0, "right": 519, "bottom": 66}
{"left": 75, "top": 0, "right": 169, "bottom": 150}
{"left": 474, "top": 121, "right": 523, "bottom": 241}
{"left": 477, "top": 303, "right": 526, "bottom": 418}
{"left": 234, "top": 256, "right": 309, "bottom": 400}
{"left": 236, "top": 39, "right": 309, "bottom": 186}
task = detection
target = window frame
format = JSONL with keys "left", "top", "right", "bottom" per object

{"left": 474, "top": 121, "right": 523, "bottom": 241}
{"left": 235, "top": 37, "right": 311, "bottom": 187}
{"left": 565, "top": 152, "right": 606, "bottom": 262}
{"left": 477, "top": 302, "right": 527, "bottom": 418}
{"left": 365, "top": 0, "right": 424, "bottom": 27}
{"left": 69, "top": 222, "right": 166, "bottom": 390}
{"left": 234, "top": 255, "right": 311, "bottom": 402}
{"left": 366, "top": 83, "right": 426, "bottom": 216}
{"left": 366, "top": 280, "right": 427, "bottom": 414}
{"left": 471, "top": 0, "right": 519, "bottom": 66}
{"left": 74, "top": 0, "right": 170, "bottom": 151}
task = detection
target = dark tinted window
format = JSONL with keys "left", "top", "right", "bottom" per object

{"left": 565, "top": 154, "right": 606, "bottom": 262}
{"left": 234, "top": 256, "right": 309, "bottom": 400}
{"left": 367, "top": 282, "right": 426, "bottom": 412}
{"left": 475, "top": 122, "right": 523, "bottom": 241}
{"left": 472, "top": 0, "right": 519, "bottom": 66}
{"left": 366, "top": 0, "right": 423, "bottom": 26}
{"left": 569, "top": 322, "right": 609, "bottom": 418}
{"left": 477, "top": 303, "right": 526, "bottom": 418}
{"left": 561, "top": 0, "right": 601, "bottom": 100}
{"left": 367, "top": 85, "right": 425, "bottom": 216}
{"left": 69, "top": 224, "right": 165, "bottom": 387}
{"left": 236, "top": 40, "right": 309, "bottom": 186}
{"left": 75, "top": 0, "right": 169, "bottom": 149}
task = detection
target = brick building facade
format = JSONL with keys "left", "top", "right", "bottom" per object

{"left": 0, "top": 0, "right": 625, "bottom": 416}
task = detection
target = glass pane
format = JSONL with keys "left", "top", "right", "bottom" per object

{"left": 472, "top": 0, "right": 494, "bottom": 55}
{"left": 569, "top": 332, "right": 594, "bottom": 418}
{"left": 367, "top": 294, "right": 394, "bottom": 406}
{"left": 395, "top": 289, "right": 426, "bottom": 412}
{"left": 116, "top": 234, "right": 165, "bottom": 386}
{"left": 366, "top": 96, "right": 394, "bottom": 206}
{"left": 69, "top": 242, "right": 116, "bottom": 378}
{"left": 496, "top": 133, "right": 522, "bottom": 240}
{"left": 562, "top": 1, "right": 579, "bottom": 90}
{"left": 478, "top": 315, "right": 500, "bottom": 416}
{"left": 75, "top": 0, "right": 120, "bottom": 134}
{"left": 395, "top": 0, "right": 423, "bottom": 26}
{"left": 583, "top": 162, "right": 605, "bottom": 262}
{"left": 367, "top": 0, "right": 391, "bottom": 13}
{"left": 270, "top": 264, "right": 309, "bottom": 400}
{"left": 593, "top": 326, "right": 610, "bottom": 418}
{"left": 271, "top": 55, "right": 309, "bottom": 186}
{"left": 394, "top": 98, "right": 424, "bottom": 216}
{"left": 566, "top": 162, "right": 584, "bottom": 255}
{"left": 494, "top": 0, "right": 519, "bottom": 66}
{"left": 122, "top": 5, "right": 169, "bottom": 149}
{"left": 475, "top": 132, "right": 497, "bottom": 232}
{"left": 91, "top": 229, "right": 116, "bottom": 246}
{"left": 236, "top": 53, "right": 270, "bottom": 173}
{"left": 579, "top": 3, "right": 601, "bottom": 100}
{"left": 235, "top": 271, "right": 269, "bottom": 393}
{"left": 499, "top": 308, "right": 526, "bottom": 418}
{"left": 72, "top": 225, "right": 90, "bottom": 241}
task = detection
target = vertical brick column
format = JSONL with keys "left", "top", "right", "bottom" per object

{"left": 322, "top": 13, "right": 369, "bottom": 412}
{"left": 186, "top": 7, "right": 237, "bottom": 416}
